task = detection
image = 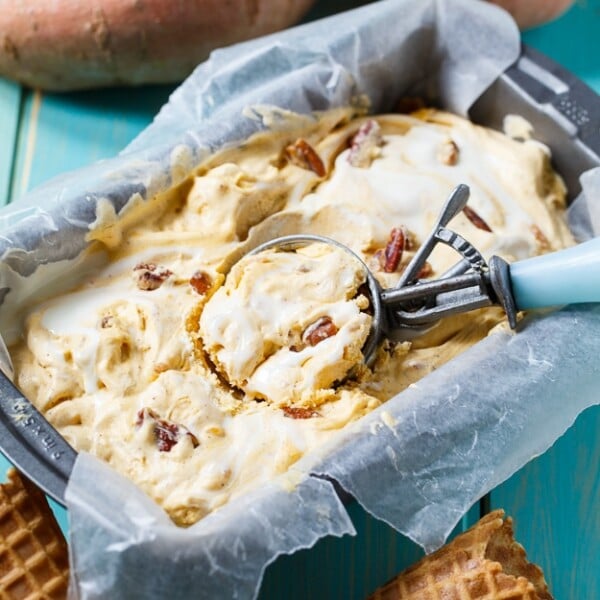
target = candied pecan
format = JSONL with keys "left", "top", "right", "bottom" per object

{"left": 531, "top": 224, "right": 551, "bottom": 252}
{"left": 463, "top": 206, "right": 492, "bottom": 232}
{"left": 190, "top": 270, "right": 212, "bottom": 295}
{"left": 282, "top": 406, "right": 320, "bottom": 419}
{"left": 285, "top": 139, "right": 326, "bottom": 177}
{"left": 154, "top": 420, "right": 184, "bottom": 453}
{"left": 133, "top": 262, "right": 172, "bottom": 291}
{"left": 347, "top": 119, "right": 383, "bottom": 168}
{"left": 380, "top": 227, "right": 406, "bottom": 273}
{"left": 135, "top": 408, "right": 199, "bottom": 452}
{"left": 438, "top": 139, "right": 459, "bottom": 165}
{"left": 302, "top": 316, "right": 338, "bottom": 346}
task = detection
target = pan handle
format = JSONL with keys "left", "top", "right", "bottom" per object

{"left": 506, "top": 45, "right": 600, "bottom": 157}
{"left": 0, "top": 371, "right": 76, "bottom": 505}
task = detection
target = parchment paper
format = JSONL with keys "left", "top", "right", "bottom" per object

{"left": 0, "top": 0, "right": 598, "bottom": 598}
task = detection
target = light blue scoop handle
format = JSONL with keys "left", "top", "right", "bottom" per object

{"left": 509, "top": 237, "right": 600, "bottom": 310}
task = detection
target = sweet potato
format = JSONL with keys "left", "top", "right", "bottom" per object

{"left": 488, "top": 0, "right": 574, "bottom": 29}
{"left": 0, "top": 0, "right": 577, "bottom": 91}
{"left": 0, "top": 0, "right": 316, "bottom": 91}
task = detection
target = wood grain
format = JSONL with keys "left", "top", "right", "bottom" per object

{"left": 491, "top": 406, "right": 600, "bottom": 599}
{"left": 8, "top": 85, "right": 173, "bottom": 203}
{"left": 0, "top": 78, "right": 21, "bottom": 206}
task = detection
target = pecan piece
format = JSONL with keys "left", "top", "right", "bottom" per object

{"left": 347, "top": 119, "right": 383, "bottom": 168}
{"left": 285, "top": 139, "right": 326, "bottom": 177}
{"left": 190, "top": 270, "right": 212, "bottom": 295}
{"left": 154, "top": 420, "right": 187, "bottom": 453}
{"left": 302, "top": 316, "right": 338, "bottom": 346}
{"left": 282, "top": 406, "right": 320, "bottom": 419}
{"left": 136, "top": 408, "right": 199, "bottom": 452}
{"left": 462, "top": 206, "right": 492, "bottom": 232}
{"left": 438, "top": 139, "right": 459, "bottom": 166}
{"left": 380, "top": 227, "right": 406, "bottom": 273}
{"left": 133, "top": 262, "right": 172, "bottom": 291}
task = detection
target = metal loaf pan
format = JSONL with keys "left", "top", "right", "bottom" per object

{"left": 0, "top": 44, "right": 599, "bottom": 506}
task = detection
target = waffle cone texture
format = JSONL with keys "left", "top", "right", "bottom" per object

{"left": 0, "top": 470, "right": 69, "bottom": 599}
{"left": 368, "top": 510, "right": 553, "bottom": 600}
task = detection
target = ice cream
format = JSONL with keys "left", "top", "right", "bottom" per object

{"left": 9, "top": 108, "right": 572, "bottom": 526}
{"left": 200, "top": 242, "right": 372, "bottom": 407}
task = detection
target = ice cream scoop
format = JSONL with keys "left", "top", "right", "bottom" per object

{"left": 244, "top": 184, "right": 600, "bottom": 365}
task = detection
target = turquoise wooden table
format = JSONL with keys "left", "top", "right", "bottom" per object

{"left": 1, "top": 2, "right": 599, "bottom": 598}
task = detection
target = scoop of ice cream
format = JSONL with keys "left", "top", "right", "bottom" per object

{"left": 199, "top": 242, "right": 372, "bottom": 407}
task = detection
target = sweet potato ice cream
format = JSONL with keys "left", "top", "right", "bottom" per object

{"left": 200, "top": 242, "right": 372, "bottom": 406}
{"left": 10, "top": 108, "right": 572, "bottom": 525}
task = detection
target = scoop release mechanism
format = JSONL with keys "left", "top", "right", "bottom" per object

{"left": 379, "top": 184, "right": 600, "bottom": 346}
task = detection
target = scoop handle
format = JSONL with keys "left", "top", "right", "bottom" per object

{"left": 509, "top": 237, "right": 600, "bottom": 310}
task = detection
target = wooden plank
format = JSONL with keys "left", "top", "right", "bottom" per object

{"left": 9, "top": 88, "right": 39, "bottom": 202}
{"left": 260, "top": 502, "right": 483, "bottom": 599}
{"left": 0, "top": 455, "right": 13, "bottom": 481}
{"left": 9, "top": 85, "right": 173, "bottom": 204}
{"left": 490, "top": 406, "right": 600, "bottom": 599}
{"left": 0, "top": 79, "right": 22, "bottom": 206}
{"left": 260, "top": 501, "right": 424, "bottom": 599}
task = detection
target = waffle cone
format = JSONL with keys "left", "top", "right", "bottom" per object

{"left": 368, "top": 510, "right": 553, "bottom": 600}
{"left": 0, "top": 469, "right": 69, "bottom": 599}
